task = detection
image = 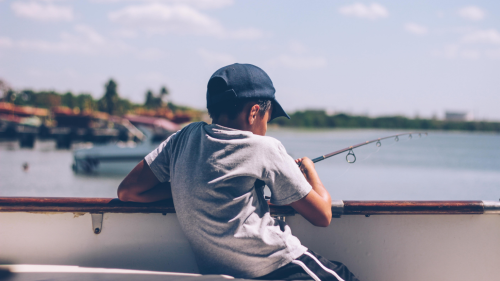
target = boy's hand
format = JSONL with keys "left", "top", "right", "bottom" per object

{"left": 290, "top": 156, "right": 332, "bottom": 227}
{"left": 295, "top": 157, "right": 317, "bottom": 179}
{"left": 118, "top": 160, "right": 172, "bottom": 203}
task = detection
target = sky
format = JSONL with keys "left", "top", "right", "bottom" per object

{"left": 1, "top": 0, "right": 499, "bottom": 120}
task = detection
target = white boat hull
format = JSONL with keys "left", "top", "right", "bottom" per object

{"left": 1, "top": 210, "right": 499, "bottom": 280}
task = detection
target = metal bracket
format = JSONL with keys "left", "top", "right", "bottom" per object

{"left": 332, "top": 200, "right": 344, "bottom": 218}
{"left": 483, "top": 201, "right": 500, "bottom": 214}
{"left": 91, "top": 213, "right": 103, "bottom": 234}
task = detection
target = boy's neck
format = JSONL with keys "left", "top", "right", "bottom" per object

{"left": 212, "top": 116, "right": 249, "bottom": 132}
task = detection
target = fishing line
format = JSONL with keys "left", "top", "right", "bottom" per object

{"left": 340, "top": 146, "right": 381, "bottom": 177}
{"left": 358, "top": 146, "right": 381, "bottom": 162}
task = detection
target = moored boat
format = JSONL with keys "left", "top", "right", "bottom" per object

{"left": 1, "top": 197, "right": 499, "bottom": 281}
{"left": 72, "top": 139, "right": 157, "bottom": 173}
{"left": 72, "top": 117, "right": 180, "bottom": 174}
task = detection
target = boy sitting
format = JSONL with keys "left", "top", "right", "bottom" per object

{"left": 118, "top": 63, "right": 359, "bottom": 281}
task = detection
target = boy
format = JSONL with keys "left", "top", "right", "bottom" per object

{"left": 118, "top": 63, "right": 359, "bottom": 281}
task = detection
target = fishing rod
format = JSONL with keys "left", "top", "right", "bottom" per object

{"left": 311, "top": 132, "right": 428, "bottom": 164}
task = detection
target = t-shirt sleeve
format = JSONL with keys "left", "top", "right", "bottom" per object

{"left": 144, "top": 132, "right": 178, "bottom": 183}
{"left": 264, "top": 140, "right": 313, "bottom": 206}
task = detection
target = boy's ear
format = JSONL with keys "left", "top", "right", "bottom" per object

{"left": 248, "top": 104, "right": 260, "bottom": 125}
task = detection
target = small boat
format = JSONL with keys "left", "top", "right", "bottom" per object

{"left": 72, "top": 117, "right": 180, "bottom": 173}
{"left": 71, "top": 137, "right": 156, "bottom": 173}
{"left": 0, "top": 197, "right": 499, "bottom": 281}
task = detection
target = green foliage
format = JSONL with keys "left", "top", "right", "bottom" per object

{"left": 144, "top": 86, "right": 168, "bottom": 109}
{"left": 75, "top": 94, "right": 97, "bottom": 111}
{"left": 30, "top": 91, "right": 61, "bottom": 108}
{"left": 99, "top": 79, "right": 119, "bottom": 114}
{"left": 116, "top": 98, "right": 135, "bottom": 115}
{"left": 61, "top": 92, "right": 76, "bottom": 109}
{"left": 271, "top": 110, "right": 500, "bottom": 132}
{"left": 7, "top": 88, "right": 99, "bottom": 111}
{"left": 160, "top": 86, "right": 169, "bottom": 98}
{"left": 2, "top": 79, "right": 193, "bottom": 118}
{"left": 167, "top": 102, "right": 191, "bottom": 112}
{"left": 144, "top": 90, "right": 157, "bottom": 108}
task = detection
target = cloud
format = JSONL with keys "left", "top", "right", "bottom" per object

{"left": 197, "top": 48, "right": 235, "bottom": 66}
{"left": 92, "top": 0, "right": 233, "bottom": 10}
{"left": 0, "top": 37, "right": 14, "bottom": 48}
{"left": 115, "top": 29, "right": 138, "bottom": 39}
{"left": 459, "top": 49, "right": 481, "bottom": 60}
{"left": 268, "top": 42, "right": 327, "bottom": 70}
{"left": 0, "top": 25, "right": 170, "bottom": 60}
{"left": 462, "top": 29, "right": 500, "bottom": 45}
{"left": 338, "top": 3, "right": 388, "bottom": 20}
{"left": 269, "top": 55, "right": 327, "bottom": 70}
{"left": 433, "top": 28, "right": 500, "bottom": 60}
{"left": 136, "top": 47, "right": 167, "bottom": 60}
{"left": 178, "top": 0, "right": 233, "bottom": 9}
{"left": 11, "top": 1, "right": 74, "bottom": 22}
{"left": 1, "top": 25, "right": 132, "bottom": 55}
{"left": 289, "top": 41, "right": 307, "bottom": 54}
{"left": 432, "top": 45, "right": 480, "bottom": 60}
{"left": 230, "top": 28, "right": 264, "bottom": 40}
{"left": 404, "top": 23, "right": 427, "bottom": 35}
{"left": 458, "top": 6, "right": 485, "bottom": 21}
{"left": 485, "top": 49, "right": 500, "bottom": 59}
{"left": 432, "top": 45, "right": 500, "bottom": 60}
{"left": 108, "top": 3, "right": 262, "bottom": 39}
{"left": 109, "top": 3, "right": 225, "bottom": 36}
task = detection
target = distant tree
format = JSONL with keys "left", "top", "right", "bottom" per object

{"left": 117, "top": 98, "right": 134, "bottom": 115}
{"left": 76, "top": 94, "right": 96, "bottom": 112}
{"left": 0, "top": 79, "right": 11, "bottom": 101}
{"left": 5, "top": 89, "right": 16, "bottom": 103}
{"left": 160, "top": 86, "right": 169, "bottom": 104}
{"left": 99, "top": 79, "right": 119, "bottom": 115}
{"left": 144, "top": 90, "right": 154, "bottom": 108}
{"left": 13, "top": 90, "right": 35, "bottom": 106}
{"left": 61, "top": 92, "right": 76, "bottom": 109}
{"left": 144, "top": 89, "right": 164, "bottom": 108}
{"left": 33, "top": 91, "right": 61, "bottom": 108}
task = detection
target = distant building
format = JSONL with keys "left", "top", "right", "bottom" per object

{"left": 445, "top": 111, "right": 474, "bottom": 122}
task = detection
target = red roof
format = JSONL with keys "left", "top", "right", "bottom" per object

{"left": 0, "top": 102, "right": 49, "bottom": 117}
{"left": 124, "top": 115, "right": 181, "bottom": 132}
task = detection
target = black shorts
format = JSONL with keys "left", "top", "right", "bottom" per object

{"left": 254, "top": 250, "right": 360, "bottom": 281}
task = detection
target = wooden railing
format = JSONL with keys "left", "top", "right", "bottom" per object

{"left": 0, "top": 197, "right": 496, "bottom": 215}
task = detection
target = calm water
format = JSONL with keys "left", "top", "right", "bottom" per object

{"left": 1, "top": 129, "right": 499, "bottom": 200}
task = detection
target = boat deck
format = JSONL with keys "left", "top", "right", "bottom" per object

{"left": 0, "top": 265, "right": 240, "bottom": 281}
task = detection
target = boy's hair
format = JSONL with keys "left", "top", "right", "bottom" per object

{"left": 208, "top": 99, "right": 272, "bottom": 121}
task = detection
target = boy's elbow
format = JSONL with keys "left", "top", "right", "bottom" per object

{"left": 117, "top": 184, "right": 132, "bottom": 202}
{"left": 312, "top": 210, "right": 332, "bottom": 227}
{"left": 314, "top": 217, "right": 332, "bottom": 227}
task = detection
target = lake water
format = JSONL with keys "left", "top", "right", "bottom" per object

{"left": 1, "top": 128, "right": 499, "bottom": 201}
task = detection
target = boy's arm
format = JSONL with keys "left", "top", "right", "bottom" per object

{"left": 289, "top": 157, "right": 332, "bottom": 227}
{"left": 117, "top": 160, "right": 172, "bottom": 203}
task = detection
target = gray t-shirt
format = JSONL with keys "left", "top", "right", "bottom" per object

{"left": 145, "top": 122, "right": 312, "bottom": 278}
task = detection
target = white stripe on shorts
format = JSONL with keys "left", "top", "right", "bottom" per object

{"left": 291, "top": 260, "right": 321, "bottom": 281}
{"left": 303, "top": 251, "right": 345, "bottom": 281}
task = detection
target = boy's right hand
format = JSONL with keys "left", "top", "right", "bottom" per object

{"left": 291, "top": 156, "right": 332, "bottom": 227}
{"left": 295, "top": 157, "right": 317, "bottom": 179}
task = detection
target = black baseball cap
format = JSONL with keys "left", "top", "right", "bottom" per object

{"left": 206, "top": 63, "right": 290, "bottom": 120}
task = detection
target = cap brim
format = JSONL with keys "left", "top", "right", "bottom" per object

{"left": 270, "top": 99, "right": 290, "bottom": 121}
